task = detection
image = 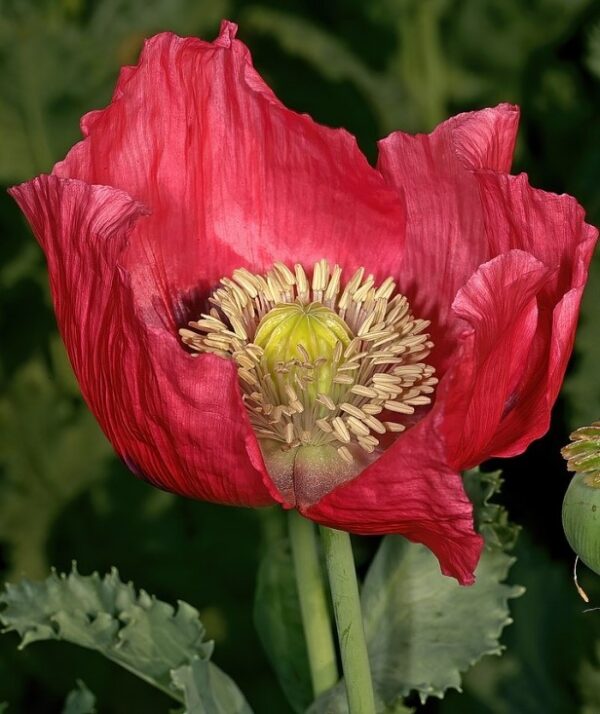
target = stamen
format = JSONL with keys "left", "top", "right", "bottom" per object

{"left": 179, "top": 260, "right": 437, "bottom": 469}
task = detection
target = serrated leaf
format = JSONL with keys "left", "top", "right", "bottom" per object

{"left": 171, "top": 656, "right": 253, "bottom": 714}
{"left": 0, "top": 358, "right": 111, "bottom": 578}
{"left": 375, "top": 701, "right": 414, "bottom": 714}
{"left": 363, "top": 540, "right": 522, "bottom": 704}
{"left": 309, "top": 541, "right": 522, "bottom": 714}
{"left": 0, "top": 566, "right": 249, "bottom": 710}
{"left": 449, "top": 534, "right": 589, "bottom": 714}
{"left": 62, "top": 680, "right": 96, "bottom": 714}
{"left": 310, "top": 468, "right": 522, "bottom": 713}
{"left": 462, "top": 469, "right": 520, "bottom": 551}
{"left": 253, "top": 539, "right": 312, "bottom": 713}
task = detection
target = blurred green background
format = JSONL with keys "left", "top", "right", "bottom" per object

{"left": 1, "top": 0, "right": 600, "bottom": 711}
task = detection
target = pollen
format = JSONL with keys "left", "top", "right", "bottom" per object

{"left": 180, "top": 259, "right": 437, "bottom": 471}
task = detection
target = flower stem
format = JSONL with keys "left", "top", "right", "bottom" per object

{"left": 320, "top": 526, "right": 376, "bottom": 714}
{"left": 288, "top": 510, "right": 339, "bottom": 697}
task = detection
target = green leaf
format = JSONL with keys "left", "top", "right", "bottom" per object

{"left": 62, "top": 680, "right": 96, "bottom": 714}
{"left": 371, "top": 540, "right": 521, "bottom": 704}
{"left": 462, "top": 469, "right": 520, "bottom": 551}
{"left": 253, "top": 539, "right": 312, "bottom": 713}
{"left": 310, "top": 468, "right": 522, "bottom": 712}
{"left": 0, "top": 565, "right": 251, "bottom": 711}
{"left": 447, "top": 534, "right": 590, "bottom": 714}
{"left": 310, "top": 543, "right": 521, "bottom": 713}
{"left": 171, "top": 656, "right": 253, "bottom": 714}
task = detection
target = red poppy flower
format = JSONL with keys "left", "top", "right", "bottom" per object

{"left": 10, "top": 21, "right": 597, "bottom": 584}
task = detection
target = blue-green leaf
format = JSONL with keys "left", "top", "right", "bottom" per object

{"left": 171, "top": 656, "right": 253, "bottom": 714}
{"left": 253, "top": 539, "right": 312, "bottom": 713}
{"left": 310, "top": 469, "right": 522, "bottom": 713}
{"left": 0, "top": 566, "right": 251, "bottom": 711}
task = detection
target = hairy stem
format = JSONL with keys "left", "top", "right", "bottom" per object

{"left": 288, "top": 510, "right": 339, "bottom": 697}
{"left": 320, "top": 526, "right": 376, "bottom": 714}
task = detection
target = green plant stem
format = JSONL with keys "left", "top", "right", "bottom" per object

{"left": 320, "top": 526, "right": 376, "bottom": 714}
{"left": 288, "top": 510, "right": 339, "bottom": 697}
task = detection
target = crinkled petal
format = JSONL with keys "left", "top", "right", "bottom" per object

{"left": 476, "top": 172, "right": 596, "bottom": 299}
{"left": 443, "top": 250, "right": 551, "bottom": 469}
{"left": 450, "top": 104, "right": 519, "bottom": 172}
{"left": 378, "top": 105, "right": 597, "bottom": 463}
{"left": 376, "top": 104, "right": 520, "bottom": 361}
{"left": 469, "top": 173, "right": 598, "bottom": 458}
{"left": 9, "top": 175, "right": 278, "bottom": 507}
{"left": 303, "top": 409, "right": 482, "bottom": 585}
{"left": 54, "top": 21, "right": 406, "bottom": 328}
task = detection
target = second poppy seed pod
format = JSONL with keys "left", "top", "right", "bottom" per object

{"left": 562, "top": 423, "right": 600, "bottom": 574}
{"left": 562, "top": 472, "right": 600, "bottom": 575}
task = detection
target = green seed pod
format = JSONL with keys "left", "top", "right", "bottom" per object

{"left": 562, "top": 422, "right": 600, "bottom": 574}
{"left": 562, "top": 472, "right": 600, "bottom": 575}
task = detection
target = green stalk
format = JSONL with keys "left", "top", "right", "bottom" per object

{"left": 320, "top": 526, "right": 376, "bottom": 714}
{"left": 288, "top": 510, "right": 339, "bottom": 697}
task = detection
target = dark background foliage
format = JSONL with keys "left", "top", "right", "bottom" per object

{"left": 1, "top": 0, "right": 600, "bottom": 711}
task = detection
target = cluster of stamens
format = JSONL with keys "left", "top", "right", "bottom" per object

{"left": 180, "top": 260, "right": 437, "bottom": 467}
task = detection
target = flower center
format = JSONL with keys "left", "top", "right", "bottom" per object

{"left": 254, "top": 300, "right": 351, "bottom": 404}
{"left": 180, "top": 260, "right": 437, "bottom": 499}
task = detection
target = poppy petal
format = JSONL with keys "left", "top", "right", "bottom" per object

{"left": 377, "top": 106, "right": 596, "bottom": 465}
{"left": 449, "top": 103, "right": 520, "bottom": 172}
{"left": 443, "top": 250, "right": 551, "bottom": 469}
{"left": 470, "top": 173, "right": 598, "bottom": 458}
{"left": 53, "top": 21, "right": 407, "bottom": 328}
{"left": 9, "top": 174, "right": 279, "bottom": 507}
{"left": 376, "top": 104, "right": 520, "bottom": 357}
